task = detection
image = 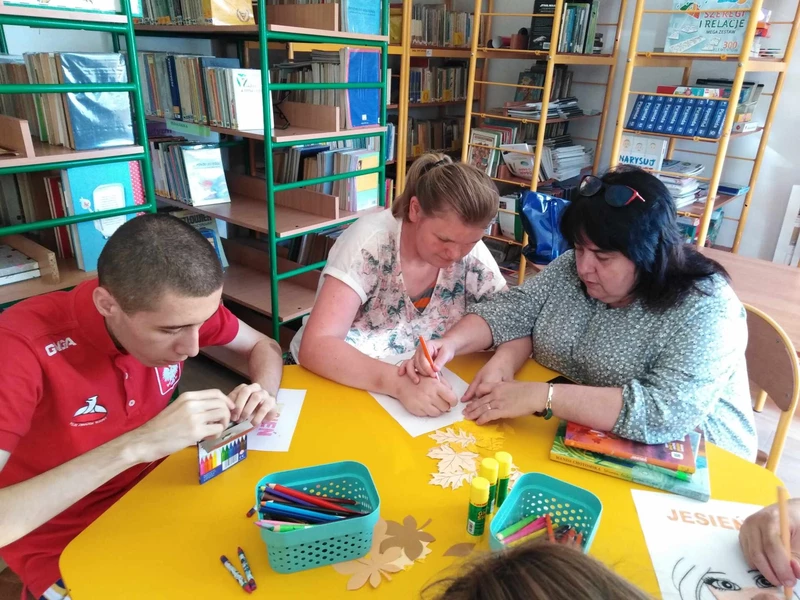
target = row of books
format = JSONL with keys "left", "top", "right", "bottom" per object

{"left": 406, "top": 118, "right": 464, "bottom": 159}
{"left": 136, "top": 0, "right": 253, "bottom": 25}
{"left": 514, "top": 64, "right": 574, "bottom": 103}
{"left": 626, "top": 80, "right": 764, "bottom": 139}
{"left": 0, "top": 52, "right": 133, "bottom": 151}
{"left": 529, "top": 0, "right": 601, "bottom": 54}
{"left": 150, "top": 137, "right": 230, "bottom": 207}
{"left": 410, "top": 4, "right": 473, "bottom": 48}
{"left": 550, "top": 421, "right": 710, "bottom": 502}
{"left": 263, "top": 133, "right": 386, "bottom": 177}
{"left": 505, "top": 96, "right": 586, "bottom": 120}
{"left": 262, "top": 0, "right": 382, "bottom": 35}
{"left": 408, "top": 64, "right": 468, "bottom": 104}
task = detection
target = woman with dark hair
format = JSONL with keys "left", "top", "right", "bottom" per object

{"left": 402, "top": 166, "right": 757, "bottom": 460}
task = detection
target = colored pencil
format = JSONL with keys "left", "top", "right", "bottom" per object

{"left": 255, "top": 522, "right": 315, "bottom": 532}
{"left": 501, "top": 518, "right": 547, "bottom": 545}
{"left": 779, "top": 486, "right": 793, "bottom": 600}
{"left": 418, "top": 335, "right": 440, "bottom": 381}
{"left": 545, "top": 514, "right": 555, "bottom": 543}
{"left": 260, "top": 496, "right": 357, "bottom": 517}
{"left": 507, "top": 527, "right": 548, "bottom": 548}
{"left": 255, "top": 519, "right": 306, "bottom": 526}
{"left": 261, "top": 487, "right": 317, "bottom": 508}
{"left": 267, "top": 483, "right": 362, "bottom": 515}
{"left": 221, "top": 555, "right": 252, "bottom": 593}
{"left": 497, "top": 515, "right": 544, "bottom": 541}
{"left": 259, "top": 484, "right": 357, "bottom": 506}
{"left": 261, "top": 501, "right": 346, "bottom": 523}
{"left": 237, "top": 547, "right": 256, "bottom": 590}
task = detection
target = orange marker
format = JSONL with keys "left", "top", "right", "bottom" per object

{"left": 545, "top": 514, "right": 555, "bottom": 543}
{"left": 418, "top": 336, "right": 440, "bottom": 381}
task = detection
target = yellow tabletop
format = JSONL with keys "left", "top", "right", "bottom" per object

{"left": 60, "top": 354, "right": 781, "bottom": 599}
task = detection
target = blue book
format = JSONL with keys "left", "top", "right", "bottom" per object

{"left": 61, "top": 161, "right": 143, "bottom": 272}
{"left": 664, "top": 97, "right": 685, "bottom": 134}
{"left": 695, "top": 100, "right": 718, "bottom": 138}
{"left": 675, "top": 98, "right": 696, "bottom": 136}
{"left": 165, "top": 55, "right": 182, "bottom": 121}
{"left": 57, "top": 52, "right": 133, "bottom": 150}
{"left": 626, "top": 94, "right": 646, "bottom": 129}
{"left": 644, "top": 96, "right": 665, "bottom": 132}
{"left": 343, "top": 48, "right": 381, "bottom": 128}
{"left": 684, "top": 99, "right": 708, "bottom": 137}
{"left": 342, "top": 0, "right": 381, "bottom": 35}
{"left": 654, "top": 96, "right": 675, "bottom": 133}
{"left": 636, "top": 95, "right": 655, "bottom": 131}
{"left": 565, "top": 7, "right": 575, "bottom": 53}
{"left": 707, "top": 103, "right": 729, "bottom": 139}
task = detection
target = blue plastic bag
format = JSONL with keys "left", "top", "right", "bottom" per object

{"left": 519, "top": 190, "right": 571, "bottom": 265}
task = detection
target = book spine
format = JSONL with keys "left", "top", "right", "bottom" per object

{"left": 635, "top": 95, "right": 654, "bottom": 131}
{"left": 654, "top": 96, "right": 674, "bottom": 133}
{"left": 684, "top": 99, "right": 707, "bottom": 137}
{"left": 707, "top": 103, "right": 728, "bottom": 139}
{"left": 644, "top": 96, "right": 665, "bottom": 132}
{"left": 695, "top": 99, "right": 718, "bottom": 138}
{"left": 626, "top": 94, "right": 646, "bottom": 129}
{"left": 664, "top": 97, "right": 685, "bottom": 134}
{"left": 675, "top": 98, "right": 696, "bottom": 136}
{"left": 165, "top": 56, "right": 182, "bottom": 120}
{"left": 550, "top": 451, "right": 634, "bottom": 482}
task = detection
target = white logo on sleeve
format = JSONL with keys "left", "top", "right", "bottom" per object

{"left": 45, "top": 337, "right": 77, "bottom": 356}
{"left": 70, "top": 396, "right": 108, "bottom": 427}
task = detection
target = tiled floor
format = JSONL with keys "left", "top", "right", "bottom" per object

{"left": 1, "top": 355, "right": 798, "bottom": 598}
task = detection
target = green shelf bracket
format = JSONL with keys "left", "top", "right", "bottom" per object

{"left": 0, "top": 24, "right": 7, "bottom": 53}
{"left": 0, "top": 13, "right": 128, "bottom": 32}
{"left": 276, "top": 259, "right": 328, "bottom": 281}
{"left": 272, "top": 165, "right": 384, "bottom": 192}
{"left": 0, "top": 82, "right": 136, "bottom": 94}
{"left": 264, "top": 30, "right": 386, "bottom": 48}
{"left": 0, "top": 152, "right": 146, "bottom": 177}
{"left": 0, "top": 203, "right": 148, "bottom": 236}
{"left": 271, "top": 129, "right": 387, "bottom": 149}
{"left": 270, "top": 81, "right": 384, "bottom": 91}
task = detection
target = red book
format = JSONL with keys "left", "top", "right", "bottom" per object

{"left": 45, "top": 176, "right": 73, "bottom": 260}
{"left": 563, "top": 422, "right": 697, "bottom": 474}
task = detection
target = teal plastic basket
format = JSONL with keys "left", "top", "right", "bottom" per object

{"left": 489, "top": 472, "right": 602, "bottom": 553}
{"left": 254, "top": 461, "right": 380, "bottom": 574}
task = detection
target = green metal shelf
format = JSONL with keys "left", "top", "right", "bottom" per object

{"left": 0, "top": 0, "right": 157, "bottom": 297}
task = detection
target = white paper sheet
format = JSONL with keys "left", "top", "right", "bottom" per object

{"left": 246, "top": 389, "right": 306, "bottom": 452}
{"left": 368, "top": 351, "right": 470, "bottom": 438}
{"left": 631, "top": 489, "right": 792, "bottom": 599}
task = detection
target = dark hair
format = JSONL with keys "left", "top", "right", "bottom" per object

{"left": 97, "top": 213, "right": 224, "bottom": 313}
{"left": 424, "top": 542, "right": 653, "bottom": 600}
{"left": 392, "top": 153, "right": 499, "bottom": 226}
{"left": 560, "top": 166, "right": 728, "bottom": 310}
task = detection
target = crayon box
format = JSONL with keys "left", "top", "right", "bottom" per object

{"left": 198, "top": 421, "right": 253, "bottom": 484}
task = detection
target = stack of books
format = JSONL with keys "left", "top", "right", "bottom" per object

{"left": 150, "top": 141, "right": 230, "bottom": 207}
{"left": 0, "top": 52, "right": 133, "bottom": 150}
{"left": 505, "top": 97, "right": 586, "bottom": 120}
{"left": 0, "top": 245, "right": 40, "bottom": 287}
{"left": 408, "top": 64, "right": 468, "bottom": 104}
{"left": 540, "top": 143, "right": 591, "bottom": 182}
{"left": 659, "top": 160, "right": 704, "bottom": 208}
{"left": 410, "top": 4, "right": 473, "bottom": 47}
{"left": 514, "top": 64, "right": 573, "bottom": 103}
{"left": 137, "top": 0, "right": 253, "bottom": 25}
{"left": 528, "top": 0, "right": 600, "bottom": 54}
{"left": 407, "top": 118, "right": 463, "bottom": 157}
{"left": 550, "top": 421, "right": 710, "bottom": 502}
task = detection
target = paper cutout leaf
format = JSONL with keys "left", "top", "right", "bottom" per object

{"left": 427, "top": 444, "right": 478, "bottom": 474}
{"left": 429, "top": 427, "right": 476, "bottom": 448}
{"left": 380, "top": 515, "right": 435, "bottom": 560}
{"left": 443, "top": 542, "right": 476, "bottom": 557}
{"left": 429, "top": 469, "right": 474, "bottom": 490}
{"left": 474, "top": 436, "right": 505, "bottom": 451}
{"left": 333, "top": 546, "right": 404, "bottom": 591}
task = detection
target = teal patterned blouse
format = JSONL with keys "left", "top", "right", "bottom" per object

{"left": 469, "top": 250, "right": 757, "bottom": 460}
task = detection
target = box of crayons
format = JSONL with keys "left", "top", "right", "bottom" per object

{"left": 198, "top": 421, "right": 253, "bottom": 484}
{"left": 252, "top": 461, "right": 380, "bottom": 574}
{"left": 488, "top": 472, "right": 602, "bottom": 553}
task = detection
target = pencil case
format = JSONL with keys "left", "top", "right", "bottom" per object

{"left": 489, "top": 472, "right": 602, "bottom": 553}
{"left": 254, "top": 460, "right": 381, "bottom": 574}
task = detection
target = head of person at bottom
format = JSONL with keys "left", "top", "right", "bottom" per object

{"left": 392, "top": 153, "right": 500, "bottom": 269}
{"left": 560, "top": 166, "right": 727, "bottom": 310}
{"left": 425, "top": 541, "right": 653, "bottom": 600}
{"left": 94, "top": 213, "right": 225, "bottom": 368}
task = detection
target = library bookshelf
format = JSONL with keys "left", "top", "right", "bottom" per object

{"left": 0, "top": 0, "right": 157, "bottom": 306}
{"left": 133, "top": 2, "right": 390, "bottom": 351}
{"left": 609, "top": 0, "right": 800, "bottom": 251}
{"left": 462, "top": 0, "right": 628, "bottom": 285}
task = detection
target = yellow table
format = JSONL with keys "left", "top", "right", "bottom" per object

{"left": 61, "top": 355, "right": 781, "bottom": 599}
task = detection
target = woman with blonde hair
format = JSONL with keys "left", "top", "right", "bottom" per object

{"left": 292, "top": 153, "right": 505, "bottom": 417}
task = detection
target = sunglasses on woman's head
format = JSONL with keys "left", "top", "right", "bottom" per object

{"left": 579, "top": 175, "right": 646, "bottom": 207}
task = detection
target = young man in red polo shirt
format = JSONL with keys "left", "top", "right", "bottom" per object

{"left": 0, "top": 213, "right": 284, "bottom": 599}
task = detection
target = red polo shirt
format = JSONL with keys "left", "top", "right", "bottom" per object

{"left": 0, "top": 279, "right": 239, "bottom": 596}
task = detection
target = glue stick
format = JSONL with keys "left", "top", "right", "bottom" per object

{"left": 495, "top": 452, "right": 512, "bottom": 508}
{"left": 479, "top": 457, "right": 499, "bottom": 514}
{"left": 467, "top": 477, "right": 490, "bottom": 536}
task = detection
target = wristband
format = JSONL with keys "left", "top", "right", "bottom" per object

{"left": 533, "top": 383, "right": 554, "bottom": 420}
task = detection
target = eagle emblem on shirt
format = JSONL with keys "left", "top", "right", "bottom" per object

{"left": 155, "top": 363, "right": 182, "bottom": 395}
{"left": 70, "top": 396, "right": 108, "bottom": 427}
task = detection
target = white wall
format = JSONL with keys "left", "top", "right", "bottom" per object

{"left": 478, "top": 0, "right": 799, "bottom": 259}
